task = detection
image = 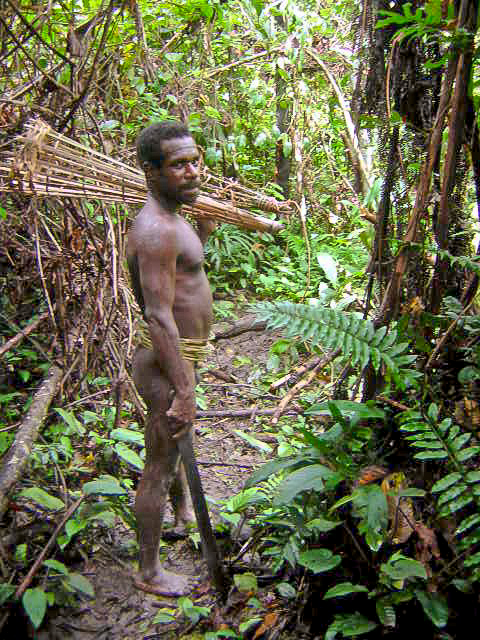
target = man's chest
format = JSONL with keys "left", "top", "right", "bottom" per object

{"left": 174, "top": 217, "right": 204, "bottom": 270}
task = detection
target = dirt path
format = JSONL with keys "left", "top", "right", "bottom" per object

{"left": 39, "top": 328, "right": 280, "bottom": 640}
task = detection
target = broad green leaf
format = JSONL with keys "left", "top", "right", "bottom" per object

{"left": 326, "top": 612, "right": 377, "bottom": 639}
{"left": 82, "top": 476, "right": 127, "bottom": 496}
{"left": 55, "top": 408, "right": 85, "bottom": 435}
{"left": 233, "top": 572, "right": 257, "bottom": 593}
{"left": 273, "top": 465, "right": 334, "bottom": 505}
{"left": 23, "top": 588, "right": 47, "bottom": 629}
{"left": 305, "top": 517, "right": 341, "bottom": 532}
{"left": 298, "top": 549, "right": 341, "bottom": 574}
{"left": 43, "top": 559, "right": 69, "bottom": 575}
{"left": 324, "top": 583, "right": 368, "bottom": 599}
{"left": 0, "top": 583, "right": 15, "bottom": 605}
{"left": 276, "top": 582, "right": 296, "bottom": 598}
{"left": 245, "top": 454, "right": 315, "bottom": 488}
{"left": 19, "top": 488, "right": 64, "bottom": 511}
{"left": 239, "top": 617, "right": 263, "bottom": 633}
{"left": 465, "top": 471, "right": 480, "bottom": 483}
{"left": 234, "top": 430, "right": 272, "bottom": 453}
{"left": 110, "top": 428, "right": 144, "bottom": 445}
{"left": 65, "top": 518, "right": 88, "bottom": 539}
{"left": 317, "top": 253, "right": 337, "bottom": 285}
{"left": 63, "top": 573, "right": 94, "bottom": 597}
{"left": 458, "top": 366, "right": 480, "bottom": 384}
{"left": 114, "top": 443, "right": 144, "bottom": 470}
{"left": 381, "top": 556, "right": 427, "bottom": 581}
{"left": 414, "top": 590, "right": 448, "bottom": 628}
{"left": 365, "top": 486, "right": 388, "bottom": 531}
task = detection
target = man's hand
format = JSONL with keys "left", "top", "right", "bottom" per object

{"left": 166, "top": 393, "right": 196, "bottom": 438}
{"left": 196, "top": 218, "right": 217, "bottom": 245}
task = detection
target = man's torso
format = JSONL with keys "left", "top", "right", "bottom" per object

{"left": 127, "top": 202, "right": 213, "bottom": 340}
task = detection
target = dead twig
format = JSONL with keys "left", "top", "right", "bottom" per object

{"left": 425, "top": 299, "right": 475, "bottom": 371}
{"left": 0, "top": 310, "right": 49, "bottom": 359}
{"left": 272, "top": 349, "right": 340, "bottom": 424}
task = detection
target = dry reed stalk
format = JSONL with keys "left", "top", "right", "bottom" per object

{"left": 0, "top": 120, "right": 285, "bottom": 233}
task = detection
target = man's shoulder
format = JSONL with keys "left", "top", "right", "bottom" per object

{"left": 129, "top": 207, "right": 176, "bottom": 249}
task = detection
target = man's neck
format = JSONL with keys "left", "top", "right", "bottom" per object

{"left": 147, "top": 190, "right": 180, "bottom": 215}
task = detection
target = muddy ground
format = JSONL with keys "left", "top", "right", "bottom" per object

{"left": 33, "top": 326, "right": 288, "bottom": 640}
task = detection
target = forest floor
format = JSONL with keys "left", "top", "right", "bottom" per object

{"left": 35, "top": 323, "right": 289, "bottom": 640}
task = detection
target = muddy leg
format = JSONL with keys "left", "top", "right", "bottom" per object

{"left": 132, "top": 348, "right": 192, "bottom": 596}
{"left": 169, "top": 362, "right": 196, "bottom": 532}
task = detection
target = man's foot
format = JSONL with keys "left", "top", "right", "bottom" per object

{"left": 171, "top": 507, "right": 196, "bottom": 536}
{"left": 133, "top": 568, "right": 192, "bottom": 597}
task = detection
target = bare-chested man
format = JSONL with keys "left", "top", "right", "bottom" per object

{"left": 127, "top": 122, "right": 215, "bottom": 596}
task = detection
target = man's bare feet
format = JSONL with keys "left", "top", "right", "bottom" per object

{"left": 133, "top": 568, "right": 192, "bottom": 596}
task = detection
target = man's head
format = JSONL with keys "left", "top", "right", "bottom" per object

{"left": 137, "top": 121, "right": 200, "bottom": 206}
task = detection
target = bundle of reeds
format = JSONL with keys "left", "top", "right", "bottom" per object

{"left": 202, "top": 172, "right": 291, "bottom": 214}
{"left": 0, "top": 121, "right": 285, "bottom": 233}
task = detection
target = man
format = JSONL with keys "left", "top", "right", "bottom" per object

{"left": 127, "top": 121, "right": 215, "bottom": 596}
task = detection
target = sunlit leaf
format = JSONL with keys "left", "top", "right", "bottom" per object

{"left": 298, "top": 549, "right": 341, "bottom": 573}
{"left": 19, "top": 487, "right": 64, "bottom": 511}
{"left": 23, "top": 588, "right": 47, "bottom": 629}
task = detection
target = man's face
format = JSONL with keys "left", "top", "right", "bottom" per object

{"left": 153, "top": 136, "right": 201, "bottom": 205}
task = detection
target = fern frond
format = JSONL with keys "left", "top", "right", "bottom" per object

{"left": 399, "top": 405, "right": 480, "bottom": 580}
{"left": 254, "top": 301, "right": 415, "bottom": 379}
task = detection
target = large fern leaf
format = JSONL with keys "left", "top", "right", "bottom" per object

{"left": 254, "top": 301, "right": 415, "bottom": 379}
{"left": 399, "top": 404, "right": 480, "bottom": 581}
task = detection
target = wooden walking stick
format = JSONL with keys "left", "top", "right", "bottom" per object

{"left": 175, "top": 425, "right": 230, "bottom": 600}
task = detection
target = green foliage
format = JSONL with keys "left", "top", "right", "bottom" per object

{"left": 254, "top": 300, "right": 418, "bottom": 388}
{"left": 178, "top": 596, "right": 211, "bottom": 625}
{"left": 325, "top": 612, "right": 377, "bottom": 639}
{"left": 399, "top": 404, "right": 480, "bottom": 580}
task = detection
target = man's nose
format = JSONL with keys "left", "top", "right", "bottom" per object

{"left": 185, "top": 162, "right": 198, "bottom": 177}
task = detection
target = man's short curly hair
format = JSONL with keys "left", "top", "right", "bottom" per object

{"left": 136, "top": 121, "right": 192, "bottom": 169}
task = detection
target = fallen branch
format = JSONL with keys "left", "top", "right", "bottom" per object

{"left": 197, "top": 460, "right": 254, "bottom": 468}
{"left": 270, "top": 354, "right": 323, "bottom": 391}
{"left": 0, "top": 310, "right": 49, "bottom": 359}
{"left": 14, "top": 495, "right": 84, "bottom": 599}
{"left": 272, "top": 349, "right": 340, "bottom": 425}
{"left": 0, "top": 366, "right": 62, "bottom": 521}
{"left": 196, "top": 408, "right": 301, "bottom": 419}
{"left": 212, "top": 317, "right": 267, "bottom": 341}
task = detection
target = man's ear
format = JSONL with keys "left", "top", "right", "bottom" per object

{"left": 143, "top": 162, "right": 158, "bottom": 179}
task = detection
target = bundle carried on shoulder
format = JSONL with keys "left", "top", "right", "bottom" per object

{"left": 0, "top": 120, "right": 287, "bottom": 233}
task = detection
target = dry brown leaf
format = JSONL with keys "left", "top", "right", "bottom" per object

{"left": 415, "top": 522, "right": 440, "bottom": 559}
{"left": 381, "top": 472, "right": 415, "bottom": 544}
{"left": 253, "top": 612, "right": 279, "bottom": 640}
{"left": 354, "top": 465, "right": 389, "bottom": 487}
